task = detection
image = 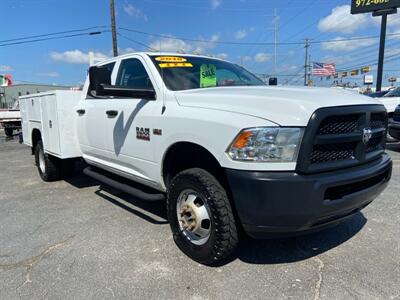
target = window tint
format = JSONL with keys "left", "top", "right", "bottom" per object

{"left": 116, "top": 58, "right": 153, "bottom": 89}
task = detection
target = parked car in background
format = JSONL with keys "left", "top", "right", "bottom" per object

{"left": 0, "top": 109, "right": 21, "bottom": 137}
{"left": 368, "top": 90, "right": 389, "bottom": 98}
{"left": 376, "top": 87, "right": 400, "bottom": 142}
{"left": 389, "top": 105, "right": 400, "bottom": 141}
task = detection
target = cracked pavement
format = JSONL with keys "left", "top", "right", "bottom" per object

{"left": 0, "top": 130, "right": 399, "bottom": 299}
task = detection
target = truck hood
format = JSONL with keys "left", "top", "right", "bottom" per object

{"left": 174, "top": 86, "right": 381, "bottom": 126}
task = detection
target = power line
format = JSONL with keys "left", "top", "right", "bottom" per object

{"left": 0, "top": 26, "right": 108, "bottom": 43}
{"left": 117, "top": 33, "right": 154, "bottom": 51}
{"left": 118, "top": 27, "right": 400, "bottom": 46}
{"left": 0, "top": 30, "right": 107, "bottom": 47}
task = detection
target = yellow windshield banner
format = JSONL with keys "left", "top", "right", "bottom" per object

{"left": 155, "top": 56, "right": 187, "bottom": 62}
{"left": 159, "top": 62, "right": 193, "bottom": 68}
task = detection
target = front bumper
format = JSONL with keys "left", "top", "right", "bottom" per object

{"left": 389, "top": 121, "right": 400, "bottom": 140}
{"left": 225, "top": 154, "right": 392, "bottom": 238}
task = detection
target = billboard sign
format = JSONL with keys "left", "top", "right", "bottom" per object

{"left": 351, "top": 0, "right": 400, "bottom": 14}
{"left": 364, "top": 75, "right": 374, "bottom": 84}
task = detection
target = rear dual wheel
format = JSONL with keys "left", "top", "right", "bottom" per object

{"left": 34, "top": 141, "right": 75, "bottom": 181}
{"left": 167, "top": 168, "right": 238, "bottom": 265}
{"left": 4, "top": 128, "right": 13, "bottom": 137}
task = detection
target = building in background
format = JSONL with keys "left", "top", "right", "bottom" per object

{"left": 0, "top": 84, "right": 71, "bottom": 108}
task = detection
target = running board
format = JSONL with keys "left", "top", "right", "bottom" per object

{"left": 83, "top": 167, "right": 165, "bottom": 201}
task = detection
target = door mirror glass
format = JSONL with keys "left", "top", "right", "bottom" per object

{"left": 89, "top": 66, "right": 112, "bottom": 96}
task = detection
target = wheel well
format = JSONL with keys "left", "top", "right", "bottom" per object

{"left": 31, "top": 129, "right": 41, "bottom": 154}
{"left": 162, "top": 142, "right": 227, "bottom": 189}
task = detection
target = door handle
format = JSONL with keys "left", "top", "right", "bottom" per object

{"left": 106, "top": 110, "right": 118, "bottom": 117}
{"left": 76, "top": 109, "right": 85, "bottom": 115}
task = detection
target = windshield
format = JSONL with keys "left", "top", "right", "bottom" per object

{"left": 149, "top": 55, "right": 265, "bottom": 91}
{"left": 384, "top": 87, "right": 400, "bottom": 98}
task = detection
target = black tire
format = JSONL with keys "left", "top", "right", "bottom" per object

{"left": 34, "top": 140, "right": 61, "bottom": 181}
{"left": 167, "top": 168, "right": 238, "bottom": 265}
{"left": 4, "top": 128, "right": 13, "bottom": 137}
{"left": 386, "top": 132, "right": 399, "bottom": 143}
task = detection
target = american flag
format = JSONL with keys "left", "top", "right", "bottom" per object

{"left": 312, "top": 62, "right": 336, "bottom": 76}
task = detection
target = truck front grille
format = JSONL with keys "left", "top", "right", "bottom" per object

{"left": 297, "top": 105, "right": 387, "bottom": 174}
{"left": 310, "top": 142, "right": 356, "bottom": 164}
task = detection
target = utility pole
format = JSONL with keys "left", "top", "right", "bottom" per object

{"left": 374, "top": 11, "right": 390, "bottom": 92}
{"left": 304, "top": 38, "right": 310, "bottom": 86}
{"left": 272, "top": 8, "right": 278, "bottom": 76}
{"left": 110, "top": 0, "right": 118, "bottom": 57}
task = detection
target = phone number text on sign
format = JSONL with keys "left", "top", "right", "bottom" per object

{"left": 356, "top": 0, "right": 389, "bottom": 7}
{"left": 351, "top": 0, "right": 400, "bottom": 14}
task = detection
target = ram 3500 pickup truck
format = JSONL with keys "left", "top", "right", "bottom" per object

{"left": 20, "top": 53, "right": 392, "bottom": 265}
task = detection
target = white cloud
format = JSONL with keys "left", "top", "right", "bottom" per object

{"left": 37, "top": 71, "right": 60, "bottom": 78}
{"left": 50, "top": 48, "right": 136, "bottom": 64}
{"left": 235, "top": 29, "right": 247, "bottom": 40}
{"left": 50, "top": 50, "right": 109, "bottom": 64}
{"left": 278, "top": 64, "right": 298, "bottom": 73}
{"left": 214, "top": 53, "right": 228, "bottom": 60}
{"left": 321, "top": 37, "right": 376, "bottom": 52}
{"left": 0, "top": 65, "right": 13, "bottom": 72}
{"left": 318, "top": 5, "right": 370, "bottom": 34}
{"left": 242, "top": 55, "right": 252, "bottom": 62}
{"left": 119, "top": 47, "right": 135, "bottom": 55}
{"left": 123, "top": 3, "right": 148, "bottom": 21}
{"left": 322, "top": 55, "right": 353, "bottom": 65}
{"left": 149, "top": 34, "right": 219, "bottom": 54}
{"left": 210, "top": 0, "right": 222, "bottom": 9}
{"left": 254, "top": 53, "right": 271, "bottom": 63}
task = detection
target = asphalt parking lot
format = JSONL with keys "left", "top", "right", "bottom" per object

{"left": 0, "top": 130, "right": 399, "bottom": 300}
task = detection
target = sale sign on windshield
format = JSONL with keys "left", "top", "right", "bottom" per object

{"left": 351, "top": 0, "right": 400, "bottom": 14}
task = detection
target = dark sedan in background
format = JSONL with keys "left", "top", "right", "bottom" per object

{"left": 389, "top": 105, "right": 400, "bottom": 140}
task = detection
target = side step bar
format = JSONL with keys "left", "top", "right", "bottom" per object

{"left": 83, "top": 167, "right": 165, "bottom": 201}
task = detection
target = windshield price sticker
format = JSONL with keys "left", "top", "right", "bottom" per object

{"left": 351, "top": 0, "right": 400, "bottom": 14}
{"left": 155, "top": 56, "right": 187, "bottom": 62}
{"left": 200, "top": 64, "right": 217, "bottom": 88}
{"left": 159, "top": 62, "right": 193, "bottom": 68}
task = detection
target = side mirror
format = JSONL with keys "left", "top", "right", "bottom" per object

{"left": 269, "top": 77, "right": 278, "bottom": 86}
{"left": 89, "top": 66, "right": 111, "bottom": 96}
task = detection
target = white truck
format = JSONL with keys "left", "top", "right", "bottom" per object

{"left": 20, "top": 53, "right": 392, "bottom": 265}
{"left": 376, "top": 87, "right": 400, "bottom": 142}
{"left": 0, "top": 108, "right": 21, "bottom": 137}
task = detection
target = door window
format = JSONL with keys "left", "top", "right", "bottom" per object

{"left": 116, "top": 58, "right": 153, "bottom": 89}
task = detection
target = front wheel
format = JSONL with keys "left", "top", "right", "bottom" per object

{"left": 167, "top": 168, "right": 238, "bottom": 265}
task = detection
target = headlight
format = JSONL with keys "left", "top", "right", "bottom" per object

{"left": 227, "top": 127, "right": 304, "bottom": 162}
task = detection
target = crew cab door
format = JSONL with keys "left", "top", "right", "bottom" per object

{"left": 76, "top": 62, "right": 116, "bottom": 164}
{"left": 103, "top": 57, "right": 162, "bottom": 185}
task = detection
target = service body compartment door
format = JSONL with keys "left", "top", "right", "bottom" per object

{"left": 41, "top": 95, "right": 61, "bottom": 155}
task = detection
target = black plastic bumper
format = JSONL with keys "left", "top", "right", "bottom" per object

{"left": 389, "top": 122, "right": 400, "bottom": 139}
{"left": 225, "top": 154, "right": 392, "bottom": 238}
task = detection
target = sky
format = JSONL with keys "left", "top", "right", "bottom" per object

{"left": 1, "top": 0, "right": 400, "bottom": 87}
